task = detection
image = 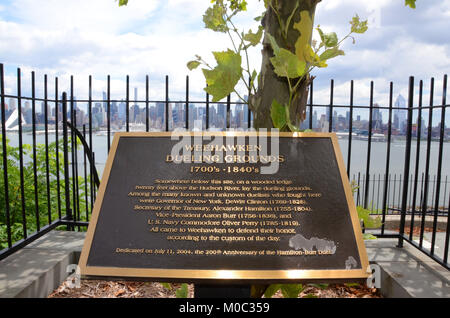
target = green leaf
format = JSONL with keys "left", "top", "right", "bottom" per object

{"left": 293, "top": 10, "right": 314, "bottom": 63}
{"left": 357, "top": 206, "right": 382, "bottom": 229}
{"left": 350, "top": 15, "right": 368, "bottom": 34}
{"left": 243, "top": 26, "right": 263, "bottom": 46}
{"left": 187, "top": 60, "right": 201, "bottom": 70}
{"left": 322, "top": 32, "right": 338, "bottom": 48}
{"left": 250, "top": 69, "right": 258, "bottom": 88}
{"left": 284, "top": 1, "right": 299, "bottom": 36}
{"left": 251, "top": 69, "right": 257, "bottom": 82}
{"left": 254, "top": 15, "right": 263, "bottom": 22}
{"left": 316, "top": 26, "right": 338, "bottom": 48}
{"left": 264, "top": 284, "right": 281, "bottom": 298}
{"left": 118, "top": 0, "right": 128, "bottom": 6}
{"left": 287, "top": 122, "right": 300, "bottom": 132}
{"left": 266, "top": 33, "right": 280, "bottom": 55}
{"left": 270, "top": 99, "right": 287, "bottom": 129}
{"left": 363, "top": 233, "right": 378, "bottom": 240}
{"left": 316, "top": 27, "right": 325, "bottom": 47}
{"left": 270, "top": 48, "right": 306, "bottom": 78}
{"left": 316, "top": 27, "right": 340, "bottom": 52}
{"left": 175, "top": 283, "right": 189, "bottom": 298}
{"left": 203, "top": 3, "right": 228, "bottom": 33}
{"left": 160, "top": 282, "right": 172, "bottom": 290}
{"left": 405, "top": 0, "right": 416, "bottom": 9}
{"left": 304, "top": 44, "right": 327, "bottom": 68}
{"left": 202, "top": 49, "right": 242, "bottom": 102}
{"left": 229, "top": 0, "right": 247, "bottom": 11}
{"left": 280, "top": 284, "right": 304, "bottom": 298}
{"left": 320, "top": 47, "right": 345, "bottom": 61}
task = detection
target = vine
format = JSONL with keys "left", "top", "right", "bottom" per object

{"left": 117, "top": 0, "right": 417, "bottom": 130}
{"left": 187, "top": 0, "right": 368, "bottom": 131}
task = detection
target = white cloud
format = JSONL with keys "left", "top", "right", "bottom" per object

{"left": 9, "top": 0, "right": 159, "bottom": 33}
{"left": 0, "top": 0, "right": 448, "bottom": 109}
{"left": 320, "top": 0, "right": 391, "bottom": 13}
{"left": 1, "top": 0, "right": 260, "bottom": 101}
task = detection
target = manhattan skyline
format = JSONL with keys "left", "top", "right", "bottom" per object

{"left": 1, "top": 88, "right": 448, "bottom": 140}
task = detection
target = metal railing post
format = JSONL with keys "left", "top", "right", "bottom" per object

{"left": 398, "top": 76, "right": 414, "bottom": 248}
{"left": 62, "top": 92, "right": 73, "bottom": 229}
{"left": 381, "top": 82, "right": 394, "bottom": 235}
{"left": 364, "top": 81, "right": 374, "bottom": 209}
{"left": 0, "top": 63, "right": 12, "bottom": 248}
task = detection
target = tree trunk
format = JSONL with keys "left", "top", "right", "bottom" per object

{"left": 251, "top": 0, "right": 320, "bottom": 130}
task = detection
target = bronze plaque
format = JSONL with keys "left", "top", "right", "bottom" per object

{"left": 79, "top": 132, "right": 369, "bottom": 283}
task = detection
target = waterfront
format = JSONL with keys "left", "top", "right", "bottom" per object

{"left": 4, "top": 131, "right": 449, "bottom": 176}
{"left": 2, "top": 130, "right": 449, "bottom": 211}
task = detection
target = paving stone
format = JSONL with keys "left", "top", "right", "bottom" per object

{"left": 366, "top": 238, "right": 449, "bottom": 298}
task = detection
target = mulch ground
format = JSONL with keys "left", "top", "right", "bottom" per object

{"left": 48, "top": 279, "right": 382, "bottom": 298}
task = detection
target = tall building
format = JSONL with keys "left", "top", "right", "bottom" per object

{"left": 102, "top": 92, "right": 108, "bottom": 113}
{"left": 209, "top": 106, "right": 217, "bottom": 128}
{"left": 243, "top": 104, "right": 249, "bottom": 126}
{"left": 156, "top": 102, "right": 165, "bottom": 122}
{"left": 118, "top": 100, "right": 126, "bottom": 121}
{"left": 188, "top": 104, "right": 196, "bottom": 126}
{"left": 172, "top": 103, "right": 183, "bottom": 127}
{"left": 24, "top": 101, "right": 32, "bottom": 124}
{"left": 217, "top": 104, "right": 225, "bottom": 120}
{"left": 111, "top": 101, "right": 118, "bottom": 118}
{"left": 167, "top": 103, "right": 173, "bottom": 130}
{"left": 40, "top": 101, "right": 51, "bottom": 116}
{"left": 149, "top": 105, "right": 156, "bottom": 123}
{"left": 235, "top": 104, "right": 243, "bottom": 127}
{"left": 93, "top": 103, "right": 102, "bottom": 114}
{"left": 393, "top": 94, "right": 406, "bottom": 131}
{"left": 93, "top": 102, "right": 106, "bottom": 126}
{"left": 312, "top": 111, "right": 318, "bottom": 129}
{"left": 372, "top": 103, "right": 383, "bottom": 131}
{"left": 130, "top": 105, "right": 136, "bottom": 123}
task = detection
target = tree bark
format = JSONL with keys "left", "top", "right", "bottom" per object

{"left": 251, "top": 0, "right": 320, "bottom": 130}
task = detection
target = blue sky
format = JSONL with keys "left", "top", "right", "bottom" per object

{"left": 0, "top": 0, "right": 449, "bottom": 109}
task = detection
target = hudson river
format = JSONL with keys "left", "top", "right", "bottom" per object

{"left": 4, "top": 132, "right": 449, "bottom": 210}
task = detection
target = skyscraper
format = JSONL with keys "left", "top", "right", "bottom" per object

{"left": 394, "top": 94, "right": 406, "bottom": 131}
{"left": 312, "top": 111, "right": 318, "bottom": 129}
{"left": 102, "top": 91, "right": 107, "bottom": 113}
{"left": 156, "top": 102, "right": 165, "bottom": 122}
{"left": 119, "top": 100, "right": 126, "bottom": 121}
{"left": 218, "top": 104, "right": 225, "bottom": 119}
{"left": 24, "top": 101, "right": 32, "bottom": 124}
{"left": 373, "top": 103, "right": 383, "bottom": 130}
{"left": 111, "top": 101, "right": 118, "bottom": 118}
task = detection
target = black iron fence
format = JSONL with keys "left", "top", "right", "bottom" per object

{"left": 0, "top": 63, "right": 449, "bottom": 269}
{"left": 353, "top": 172, "right": 449, "bottom": 217}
